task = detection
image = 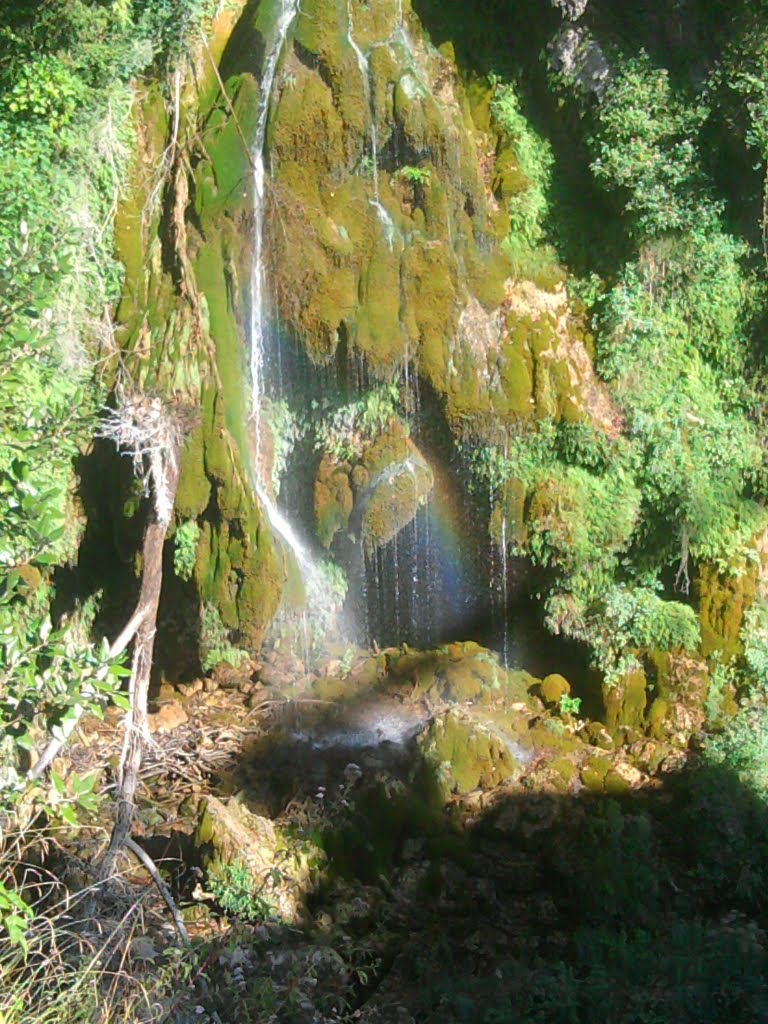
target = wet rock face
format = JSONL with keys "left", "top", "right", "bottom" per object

{"left": 314, "top": 420, "right": 434, "bottom": 552}
{"left": 551, "top": 0, "right": 589, "bottom": 21}
{"left": 262, "top": 0, "right": 605, "bottom": 434}
{"left": 547, "top": 24, "right": 611, "bottom": 96}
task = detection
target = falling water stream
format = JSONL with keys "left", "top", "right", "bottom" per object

{"left": 347, "top": 0, "right": 397, "bottom": 246}
{"left": 245, "top": 0, "right": 516, "bottom": 664}
{"left": 248, "top": 0, "right": 334, "bottom": 658}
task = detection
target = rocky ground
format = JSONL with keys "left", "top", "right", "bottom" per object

{"left": 56, "top": 640, "right": 768, "bottom": 1023}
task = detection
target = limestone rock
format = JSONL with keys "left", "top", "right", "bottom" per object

{"left": 148, "top": 702, "right": 189, "bottom": 734}
{"left": 196, "top": 796, "right": 277, "bottom": 877}
{"left": 539, "top": 673, "right": 571, "bottom": 708}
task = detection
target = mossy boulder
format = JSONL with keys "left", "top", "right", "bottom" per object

{"left": 417, "top": 708, "right": 525, "bottom": 800}
{"left": 539, "top": 673, "right": 571, "bottom": 708}
{"left": 195, "top": 795, "right": 323, "bottom": 923}
{"left": 314, "top": 458, "right": 355, "bottom": 548}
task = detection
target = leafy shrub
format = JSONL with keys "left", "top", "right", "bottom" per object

{"left": 173, "top": 520, "right": 199, "bottom": 581}
{"left": 199, "top": 605, "right": 248, "bottom": 673}
{"left": 706, "top": 700, "right": 768, "bottom": 799}
{"left": 490, "top": 79, "right": 553, "bottom": 248}
{"left": 589, "top": 51, "right": 712, "bottom": 238}
{"left": 741, "top": 602, "right": 768, "bottom": 690}
{"left": 206, "top": 859, "right": 274, "bottom": 922}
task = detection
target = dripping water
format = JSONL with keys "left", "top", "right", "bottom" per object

{"left": 346, "top": 0, "right": 396, "bottom": 246}
{"left": 250, "top": 0, "right": 300, "bottom": 470}
{"left": 248, "top": 0, "right": 343, "bottom": 655}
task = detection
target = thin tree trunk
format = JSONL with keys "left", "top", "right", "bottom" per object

{"left": 100, "top": 446, "right": 180, "bottom": 880}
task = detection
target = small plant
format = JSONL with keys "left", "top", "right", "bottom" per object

{"left": 559, "top": 694, "right": 582, "bottom": 717}
{"left": 199, "top": 605, "right": 248, "bottom": 673}
{"left": 262, "top": 398, "right": 296, "bottom": 494}
{"left": 314, "top": 382, "right": 401, "bottom": 462}
{"left": 207, "top": 859, "right": 274, "bottom": 922}
{"left": 399, "top": 165, "right": 431, "bottom": 186}
{"left": 339, "top": 647, "right": 356, "bottom": 675}
{"left": 173, "top": 520, "right": 199, "bottom": 581}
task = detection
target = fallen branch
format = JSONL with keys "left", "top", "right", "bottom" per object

{"left": 124, "top": 836, "right": 191, "bottom": 948}
{"left": 199, "top": 29, "right": 256, "bottom": 172}
{"left": 100, "top": 394, "right": 182, "bottom": 881}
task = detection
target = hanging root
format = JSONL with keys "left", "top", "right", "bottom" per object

{"left": 98, "top": 385, "right": 183, "bottom": 525}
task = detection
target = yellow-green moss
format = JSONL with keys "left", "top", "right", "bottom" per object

{"left": 603, "top": 669, "right": 647, "bottom": 740}
{"left": 176, "top": 424, "right": 212, "bottom": 519}
{"left": 696, "top": 560, "right": 758, "bottom": 659}
{"left": 314, "top": 459, "right": 354, "bottom": 547}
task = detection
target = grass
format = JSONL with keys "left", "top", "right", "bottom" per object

{"left": 0, "top": 823, "right": 197, "bottom": 1024}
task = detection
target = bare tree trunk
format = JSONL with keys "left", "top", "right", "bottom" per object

{"left": 100, "top": 444, "right": 180, "bottom": 881}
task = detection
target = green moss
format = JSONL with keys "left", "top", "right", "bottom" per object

{"left": 403, "top": 242, "right": 459, "bottom": 393}
{"left": 696, "top": 560, "right": 758, "bottom": 659}
{"left": 647, "top": 697, "right": 669, "bottom": 740}
{"left": 539, "top": 673, "right": 571, "bottom": 707}
{"left": 176, "top": 424, "right": 211, "bottom": 518}
{"left": 197, "top": 74, "right": 259, "bottom": 218}
{"left": 419, "top": 709, "right": 521, "bottom": 800}
{"left": 314, "top": 459, "right": 354, "bottom": 548}
{"left": 580, "top": 755, "right": 611, "bottom": 793}
{"left": 355, "top": 237, "right": 405, "bottom": 370}
{"left": 361, "top": 462, "right": 433, "bottom": 552}
{"left": 269, "top": 60, "right": 346, "bottom": 175}
{"left": 604, "top": 769, "right": 632, "bottom": 796}
{"left": 438, "top": 661, "right": 485, "bottom": 702}
{"left": 551, "top": 757, "right": 578, "bottom": 787}
{"left": 604, "top": 669, "right": 647, "bottom": 740}
{"left": 194, "top": 239, "right": 249, "bottom": 461}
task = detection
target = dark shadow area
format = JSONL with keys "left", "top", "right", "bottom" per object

{"left": 161, "top": 675, "right": 768, "bottom": 1023}
{"left": 51, "top": 438, "right": 143, "bottom": 645}
{"left": 52, "top": 437, "right": 202, "bottom": 689}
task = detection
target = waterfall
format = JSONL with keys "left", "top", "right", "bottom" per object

{"left": 250, "top": 0, "right": 300, "bottom": 469}
{"left": 346, "top": 0, "right": 396, "bottom": 247}
{"left": 248, "top": 0, "right": 342, "bottom": 655}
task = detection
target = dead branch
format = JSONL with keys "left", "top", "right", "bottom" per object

{"left": 199, "top": 29, "right": 256, "bottom": 172}
{"left": 124, "top": 837, "right": 191, "bottom": 948}
{"left": 675, "top": 524, "right": 691, "bottom": 595}
{"left": 99, "top": 393, "right": 182, "bottom": 881}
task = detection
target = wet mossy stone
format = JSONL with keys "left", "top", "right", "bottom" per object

{"left": 176, "top": 423, "right": 211, "bottom": 519}
{"left": 197, "top": 74, "right": 259, "bottom": 217}
{"left": 603, "top": 669, "right": 648, "bottom": 740}
{"left": 437, "top": 660, "right": 485, "bottom": 702}
{"left": 314, "top": 458, "right": 354, "bottom": 548}
{"left": 418, "top": 709, "right": 523, "bottom": 800}
{"left": 696, "top": 559, "right": 758, "bottom": 659}
{"left": 580, "top": 755, "right": 611, "bottom": 794}
{"left": 360, "top": 456, "right": 433, "bottom": 552}
{"left": 539, "top": 673, "right": 571, "bottom": 708}
{"left": 585, "top": 721, "right": 615, "bottom": 751}
{"left": 269, "top": 59, "right": 346, "bottom": 176}
{"left": 354, "top": 427, "right": 434, "bottom": 552}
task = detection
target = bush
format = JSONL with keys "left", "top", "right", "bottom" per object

{"left": 200, "top": 605, "right": 248, "bottom": 673}
{"left": 589, "top": 51, "right": 712, "bottom": 238}
{"left": 173, "top": 519, "right": 200, "bottom": 581}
